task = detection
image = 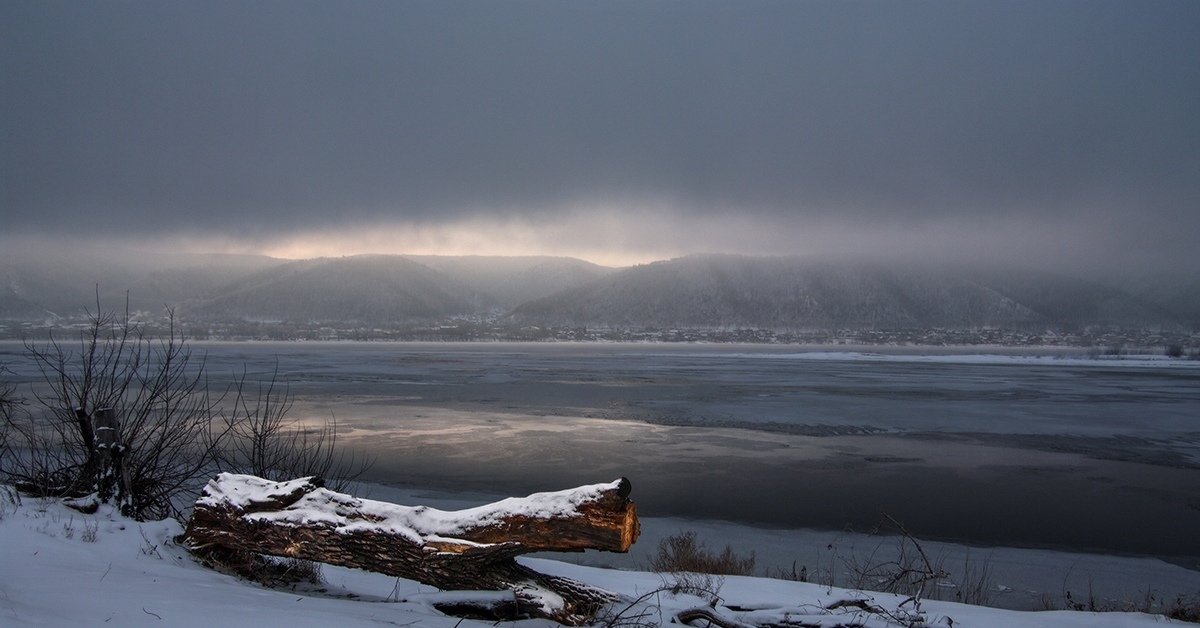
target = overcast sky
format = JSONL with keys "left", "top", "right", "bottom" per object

{"left": 3, "top": 0, "right": 1198, "bottom": 273}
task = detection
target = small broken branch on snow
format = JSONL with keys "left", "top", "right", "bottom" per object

{"left": 183, "top": 473, "right": 639, "bottom": 625}
{"left": 676, "top": 607, "right": 757, "bottom": 628}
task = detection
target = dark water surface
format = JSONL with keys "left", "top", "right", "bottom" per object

{"left": 3, "top": 341, "right": 1198, "bottom": 565}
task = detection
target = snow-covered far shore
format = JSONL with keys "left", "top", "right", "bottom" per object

{"left": 669, "top": 348, "right": 1200, "bottom": 369}
{"left": 3, "top": 488, "right": 1195, "bottom": 628}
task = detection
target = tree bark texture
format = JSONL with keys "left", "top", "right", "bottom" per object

{"left": 184, "top": 473, "right": 639, "bottom": 624}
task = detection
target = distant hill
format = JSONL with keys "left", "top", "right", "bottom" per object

{"left": 0, "top": 251, "right": 283, "bottom": 318}
{"left": 509, "top": 254, "right": 1184, "bottom": 331}
{"left": 401, "top": 255, "right": 615, "bottom": 308}
{"left": 181, "top": 255, "right": 618, "bottom": 324}
{"left": 181, "top": 255, "right": 495, "bottom": 323}
{"left": 0, "top": 283, "right": 52, "bottom": 320}
{"left": 0, "top": 252, "right": 612, "bottom": 325}
{"left": 2, "top": 251, "right": 1195, "bottom": 333}
{"left": 1122, "top": 276, "right": 1200, "bottom": 330}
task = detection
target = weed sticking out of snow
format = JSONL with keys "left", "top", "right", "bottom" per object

{"left": 81, "top": 518, "right": 99, "bottom": 542}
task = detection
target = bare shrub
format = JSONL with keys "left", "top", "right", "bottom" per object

{"left": 949, "top": 551, "right": 996, "bottom": 607}
{"left": 220, "top": 365, "right": 372, "bottom": 492}
{"left": 6, "top": 305, "right": 226, "bottom": 520}
{"left": 81, "top": 519, "right": 99, "bottom": 542}
{"left": 2, "top": 299, "right": 372, "bottom": 522}
{"left": 595, "top": 589, "right": 666, "bottom": 628}
{"left": 648, "top": 531, "right": 755, "bottom": 576}
{"left": 596, "top": 577, "right": 727, "bottom": 628}
{"left": 1060, "top": 567, "right": 1101, "bottom": 612}
{"left": 812, "top": 526, "right": 999, "bottom": 609}
{"left": 768, "top": 561, "right": 808, "bottom": 582}
{"left": 663, "top": 571, "right": 725, "bottom": 606}
{"left": 1168, "top": 591, "right": 1200, "bottom": 623}
{"left": 830, "top": 513, "right": 948, "bottom": 625}
{"left": 0, "top": 365, "right": 25, "bottom": 486}
{"left": 0, "top": 484, "right": 19, "bottom": 521}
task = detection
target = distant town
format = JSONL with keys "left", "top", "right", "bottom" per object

{"left": 5, "top": 313, "right": 1198, "bottom": 357}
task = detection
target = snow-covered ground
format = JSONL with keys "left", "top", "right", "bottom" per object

{"left": 376, "top": 484, "right": 1200, "bottom": 613}
{"left": 1, "top": 489, "right": 1190, "bottom": 628}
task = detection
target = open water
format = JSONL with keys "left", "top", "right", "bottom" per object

{"left": 3, "top": 341, "right": 1198, "bottom": 565}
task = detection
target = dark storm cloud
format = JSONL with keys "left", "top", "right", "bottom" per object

{"left": 2, "top": 1, "right": 1198, "bottom": 269}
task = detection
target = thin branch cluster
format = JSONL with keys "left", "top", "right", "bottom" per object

{"left": 0, "top": 302, "right": 372, "bottom": 521}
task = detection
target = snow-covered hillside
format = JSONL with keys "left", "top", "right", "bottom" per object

{"left": 1, "top": 492, "right": 1186, "bottom": 628}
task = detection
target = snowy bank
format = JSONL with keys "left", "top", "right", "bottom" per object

{"left": 0, "top": 491, "right": 1188, "bottom": 627}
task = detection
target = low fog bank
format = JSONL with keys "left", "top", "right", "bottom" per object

{"left": 3, "top": 246, "right": 1200, "bottom": 338}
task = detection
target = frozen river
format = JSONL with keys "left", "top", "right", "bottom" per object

{"left": 3, "top": 340, "right": 1199, "bottom": 565}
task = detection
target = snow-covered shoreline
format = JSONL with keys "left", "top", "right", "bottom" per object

{"left": 365, "top": 483, "right": 1200, "bottom": 614}
{"left": 2, "top": 490, "right": 1190, "bottom": 627}
{"left": 698, "top": 350, "right": 1200, "bottom": 368}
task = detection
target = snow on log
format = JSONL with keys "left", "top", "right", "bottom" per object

{"left": 183, "top": 473, "right": 639, "bottom": 624}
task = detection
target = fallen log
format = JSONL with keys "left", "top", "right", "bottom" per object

{"left": 183, "top": 473, "right": 639, "bottom": 624}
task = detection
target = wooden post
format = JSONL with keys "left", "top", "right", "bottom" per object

{"left": 93, "top": 408, "right": 132, "bottom": 512}
{"left": 74, "top": 407, "right": 95, "bottom": 453}
{"left": 74, "top": 407, "right": 99, "bottom": 489}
